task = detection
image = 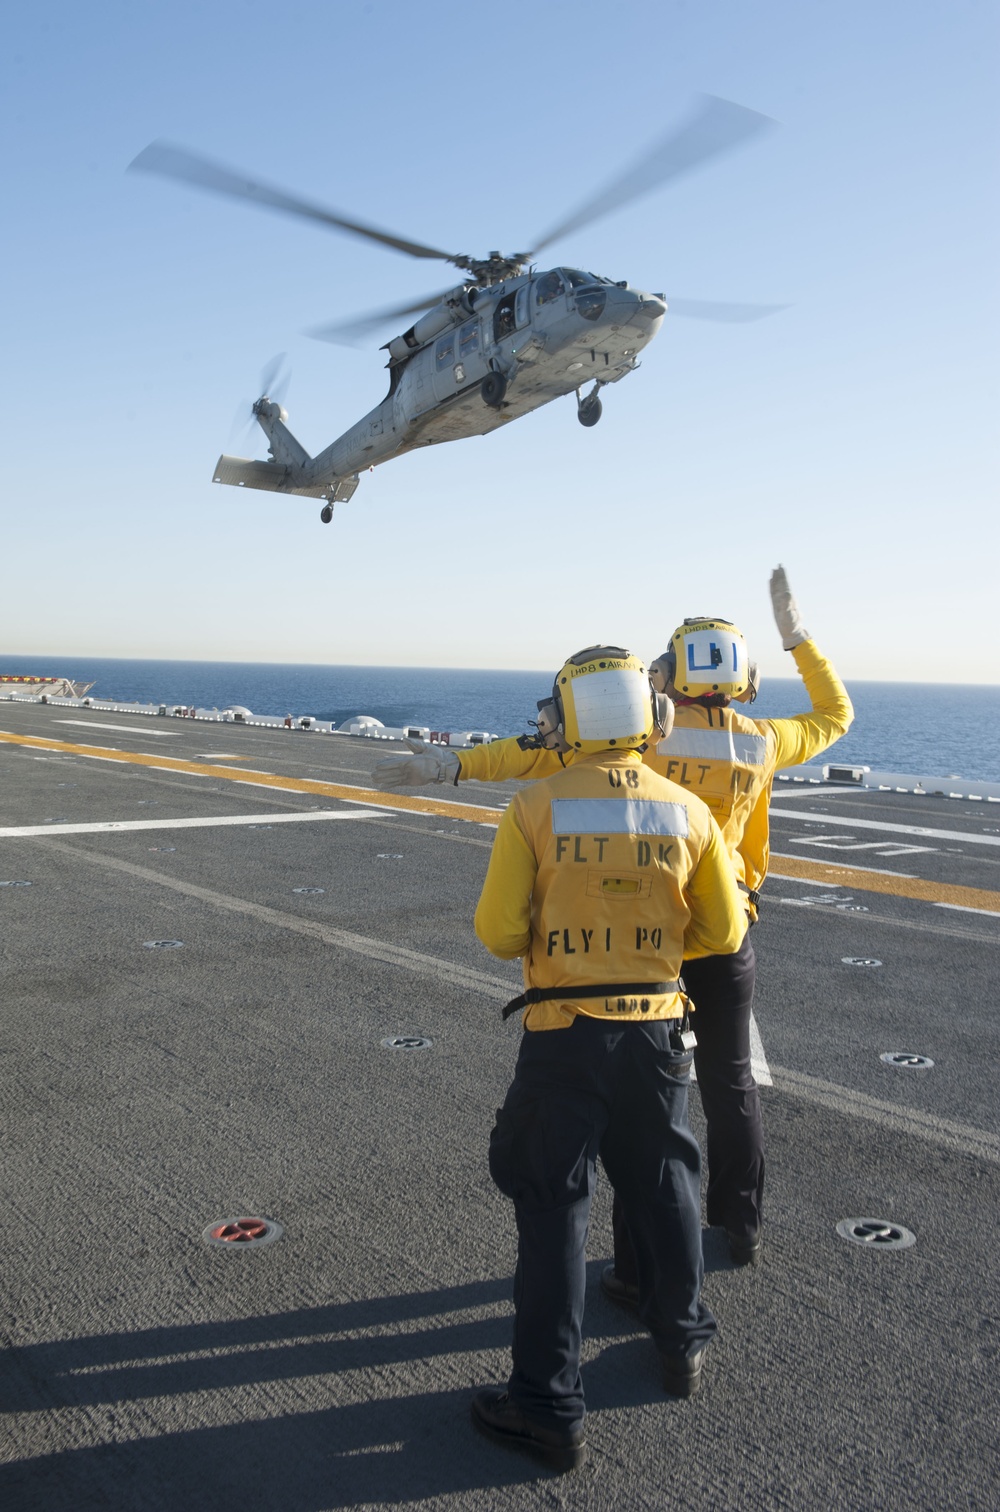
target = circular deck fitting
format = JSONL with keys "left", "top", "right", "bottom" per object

{"left": 836, "top": 903, "right": 869, "bottom": 912}
{"left": 147, "top": 846, "right": 176, "bottom": 853}
{"left": 292, "top": 886, "right": 325, "bottom": 895}
{"left": 143, "top": 939, "right": 184, "bottom": 949}
{"left": 842, "top": 957, "right": 882, "bottom": 967}
{"left": 0, "top": 880, "right": 32, "bottom": 887}
{"left": 203, "top": 1216, "right": 283, "bottom": 1248}
{"left": 381, "top": 1035, "right": 433, "bottom": 1051}
{"left": 881, "top": 1051, "right": 934, "bottom": 1070}
{"left": 836, "top": 1218, "right": 916, "bottom": 1251}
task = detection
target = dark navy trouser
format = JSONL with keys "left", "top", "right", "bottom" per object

{"left": 489, "top": 1014, "right": 717, "bottom": 1430}
{"left": 613, "top": 931, "right": 762, "bottom": 1281}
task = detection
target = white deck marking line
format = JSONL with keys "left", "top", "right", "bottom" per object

{"left": 749, "top": 1015, "right": 772, "bottom": 1086}
{"left": 770, "top": 1064, "right": 1000, "bottom": 1166}
{"left": 693, "top": 1018, "right": 771, "bottom": 1087}
{"left": 769, "top": 872, "right": 857, "bottom": 887}
{"left": 786, "top": 837, "right": 938, "bottom": 857}
{"left": 770, "top": 809, "right": 1000, "bottom": 848}
{"left": 53, "top": 720, "right": 179, "bottom": 737}
{"left": 30, "top": 837, "right": 521, "bottom": 1001}
{"left": 935, "top": 902, "right": 1000, "bottom": 918}
{"left": 16, "top": 834, "right": 772, "bottom": 1080}
{"left": 0, "top": 811, "right": 385, "bottom": 838}
{"left": 765, "top": 896, "right": 1000, "bottom": 944}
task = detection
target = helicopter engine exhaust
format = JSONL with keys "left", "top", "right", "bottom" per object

{"left": 386, "top": 286, "right": 475, "bottom": 362}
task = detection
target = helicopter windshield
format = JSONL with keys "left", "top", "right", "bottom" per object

{"left": 534, "top": 270, "right": 565, "bottom": 305}
{"left": 563, "top": 268, "right": 604, "bottom": 288}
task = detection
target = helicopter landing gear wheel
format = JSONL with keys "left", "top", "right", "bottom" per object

{"left": 481, "top": 371, "right": 507, "bottom": 409}
{"left": 577, "top": 394, "right": 603, "bottom": 427}
{"left": 320, "top": 503, "right": 334, "bottom": 524}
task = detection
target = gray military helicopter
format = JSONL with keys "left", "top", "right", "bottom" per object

{"left": 130, "top": 96, "right": 780, "bottom": 525}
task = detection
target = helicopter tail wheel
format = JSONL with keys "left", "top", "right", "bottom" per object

{"left": 481, "top": 371, "right": 507, "bottom": 409}
{"left": 320, "top": 503, "right": 334, "bottom": 524}
{"left": 577, "top": 395, "right": 603, "bottom": 427}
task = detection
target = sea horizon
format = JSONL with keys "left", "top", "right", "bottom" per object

{"left": 3, "top": 654, "right": 999, "bottom": 782}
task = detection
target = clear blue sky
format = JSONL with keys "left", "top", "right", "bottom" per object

{"left": 3, "top": 0, "right": 997, "bottom": 681}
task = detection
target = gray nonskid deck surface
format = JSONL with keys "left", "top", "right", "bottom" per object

{"left": 0, "top": 706, "right": 997, "bottom": 1510}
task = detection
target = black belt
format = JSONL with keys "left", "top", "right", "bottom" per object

{"left": 738, "top": 881, "right": 762, "bottom": 907}
{"left": 502, "top": 980, "right": 682, "bottom": 1022}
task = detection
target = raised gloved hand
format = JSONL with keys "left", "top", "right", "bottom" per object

{"left": 769, "top": 565, "right": 810, "bottom": 650}
{"left": 375, "top": 737, "right": 460, "bottom": 789}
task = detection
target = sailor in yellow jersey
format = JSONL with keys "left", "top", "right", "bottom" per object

{"left": 378, "top": 568, "right": 853, "bottom": 1272}
{"left": 469, "top": 647, "right": 744, "bottom": 1472}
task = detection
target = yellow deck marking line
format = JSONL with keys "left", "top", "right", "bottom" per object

{"left": 769, "top": 851, "right": 1000, "bottom": 914}
{"left": 0, "top": 730, "right": 503, "bottom": 827}
{"left": 5, "top": 730, "right": 998, "bottom": 913}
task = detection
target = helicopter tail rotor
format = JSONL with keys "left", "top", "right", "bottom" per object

{"left": 228, "top": 353, "right": 292, "bottom": 448}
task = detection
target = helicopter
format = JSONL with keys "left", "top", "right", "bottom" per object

{"left": 129, "top": 96, "right": 781, "bottom": 525}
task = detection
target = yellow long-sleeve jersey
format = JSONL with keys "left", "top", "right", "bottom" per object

{"left": 461, "top": 641, "right": 852, "bottom": 920}
{"left": 475, "top": 750, "right": 745, "bottom": 1030}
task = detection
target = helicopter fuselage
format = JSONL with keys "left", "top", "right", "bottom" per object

{"left": 213, "top": 268, "right": 666, "bottom": 508}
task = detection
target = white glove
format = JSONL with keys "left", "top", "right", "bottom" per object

{"left": 769, "top": 565, "right": 810, "bottom": 650}
{"left": 375, "top": 737, "right": 460, "bottom": 789}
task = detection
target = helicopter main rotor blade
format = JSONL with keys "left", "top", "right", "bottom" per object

{"left": 307, "top": 288, "right": 458, "bottom": 346}
{"left": 128, "top": 141, "right": 458, "bottom": 263}
{"left": 527, "top": 95, "right": 776, "bottom": 257}
{"left": 664, "top": 298, "right": 789, "bottom": 323}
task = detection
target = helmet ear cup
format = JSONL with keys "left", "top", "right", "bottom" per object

{"left": 651, "top": 691, "right": 674, "bottom": 739}
{"left": 733, "top": 663, "right": 760, "bottom": 704}
{"left": 648, "top": 649, "right": 676, "bottom": 695}
{"left": 535, "top": 696, "right": 569, "bottom": 751}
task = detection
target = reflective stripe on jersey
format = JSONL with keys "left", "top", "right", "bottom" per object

{"left": 656, "top": 728, "right": 768, "bottom": 766}
{"left": 550, "top": 797, "right": 690, "bottom": 837}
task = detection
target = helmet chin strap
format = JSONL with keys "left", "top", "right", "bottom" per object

{"left": 674, "top": 692, "right": 733, "bottom": 709}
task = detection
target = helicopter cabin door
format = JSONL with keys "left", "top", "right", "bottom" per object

{"left": 432, "top": 318, "right": 487, "bottom": 404}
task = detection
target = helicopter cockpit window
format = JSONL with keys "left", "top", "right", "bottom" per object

{"left": 535, "top": 270, "right": 565, "bottom": 306}
{"left": 458, "top": 319, "right": 480, "bottom": 358}
{"left": 564, "top": 268, "right": 595, "bottom": 289}
{"left": 435, "top": 334, "right": 455, "bottom": 370}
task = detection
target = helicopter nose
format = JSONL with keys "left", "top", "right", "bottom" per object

{"left": 629, "top": 292, "right": 667, "bottom": 326}
{"left": 600, "top": 285, "right": 666, "bottom": 330}
{"left": 638, "top": 295, "right": 666, "bottom": 320}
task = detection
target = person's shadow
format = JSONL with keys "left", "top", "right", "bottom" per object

{"left": 1, "top": 1241, "right": 730, "bottom": 1509}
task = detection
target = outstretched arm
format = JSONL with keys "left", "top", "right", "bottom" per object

{"left": 376, "top": 734, "right": 565, "bottom": 789}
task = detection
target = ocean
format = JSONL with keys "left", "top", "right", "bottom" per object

{"left": 2, "top": 654, "right": 998, "bottom": 782}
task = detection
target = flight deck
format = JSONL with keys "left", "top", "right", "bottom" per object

{"left": 1, "top": 703, "right": 997, "bottom": 1510}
